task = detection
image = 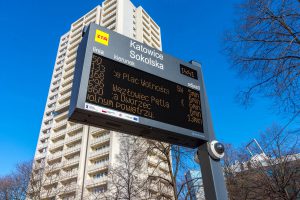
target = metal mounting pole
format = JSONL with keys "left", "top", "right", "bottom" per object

{"left": 190, "top": 60, "right": 228, "bottom": 200}
{"left": 197, "top": 144, "right": 228, "bottom": 200}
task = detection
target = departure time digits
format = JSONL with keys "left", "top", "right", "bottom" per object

{"left": 86, "top": 54, "right": 203, "bottom": 132}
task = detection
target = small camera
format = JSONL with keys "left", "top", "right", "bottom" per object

{"left": 208, "top": 140, "right": 225, "bottom": 160}
{"left": 194, "top": 140, "right": 225, "bottom": 163}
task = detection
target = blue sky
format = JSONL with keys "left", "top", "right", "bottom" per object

{"left": 0, "top": 0, "right": 283, "bottom": 176}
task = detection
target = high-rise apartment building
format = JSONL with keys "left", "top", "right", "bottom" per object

{"left": 30, "top": 0, "right": 173, "bottom": 199}
{"left": 185, "top": 170, "right": 205, "bottom": 200}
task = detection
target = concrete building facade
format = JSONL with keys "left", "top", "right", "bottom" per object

{"left": 185, "top": 170, "right": 205, "bottom": 200}
{"left": 30, "top": 1, "right": 173, "bottom": 199}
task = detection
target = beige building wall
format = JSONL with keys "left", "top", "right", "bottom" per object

{"left": 31, "top": 0, "right": 171, "bottom": 199}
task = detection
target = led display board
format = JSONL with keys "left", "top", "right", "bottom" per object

{"left": 69, "top": 23, "right": 208, "bottom": 148}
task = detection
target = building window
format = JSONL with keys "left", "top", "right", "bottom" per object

{"left": 94, "top": 156, "right": 109, "bottom": 165}
{"left": 93, "top": 186, "right": 107, "bottom": 194}
{"left": 93, "top": 171, "right": 108, "bottom": 179}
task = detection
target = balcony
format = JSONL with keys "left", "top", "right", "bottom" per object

{"left": 40, "top": 189, "right": 57, "bottom": 199}
{"left": 63, "top": 67, "right": 75, "bottom": 80}
{"left": 107, "top": 23, "right": 116, "bottom": 30}
{"left": 68, "top": 27, "right": 84, "bottom": 41}
{"left": 55, "top": 101, "right": 70, "bottom": 113}
{"left": 102, "top": 15, "right": 116, "bottom": 28}
{"left": 31, "top": 174, "right": 42, "bottom": 182}
{"left": 84, "top": 19, "right": 96, "bottom": 27}
{"left": 42, "top": 124, "right": 52, "bottom": 131}
{"left": 52, "top": 79, "right": 61, "bottom": 87}
{"left": 89, "top": 148, "right": 110, "bottom": 159}
{"left": 51, "top": 130, "right": 65, "bottom": 141}
{"left": 33, "top": 161, "right": 45, "bottom": 170}
{"left": 63, "top": 157, "right": 80, "bottom": 167}
{"left": 58, "top": 91, "right": 71, "bottom": 104}
{"left": 62, "top": 75, "right": 74, "bottom": 87}
{"left": 65, "top": 52, "right": 77, "bottom": 63}
{"left": 103, "top": 8, "right": 117, "bottom": 22}
{"left": 70, "top": 26, "right": 82, "bottom": 40}
{"left": 143, "top": 33, "right": 151, "bottom": 43}
{"left": 35, "top": 152, "right": 47, "bottom": 160}
{"left": 151, "top": 42, "right": 160, "bottom": 50}
{"left": 103, "top": 0, "right": 116, "bottom": 13}
{"left": 70, "top": 26, "right": 82, "bottom": 39}
{"left": 84, "top": 13, "right": 97, "bottom": 25}
{"left": 45, "top": 106, "right": 56, "bottom": 114}
{"left": 47, "top": 151, "right": 63, "bottom": 162}
{"left": 149, "top": 180, "right": 172, "bottom": 196}
{"left": 151, "top": 148, "right": 166, "bottom": 160}
{"left": 102, "top": 10, "right": 116, "bottom": 25}
{"left": 148, "top": 156, "right": 168, "bottom": 169}
{"left": 90, "top": 135, "right": 110, "bottom": 146}
{"left": 103, "top": 0, "right": 116, "bottom": 8}
{"left": 160, "top": 185, "right": 173, "bottom": 196}
{"left": 66, "top": 124, "right": 83, "bottom": 135}
{"left": 49, "top": 140, "right": 64, "bottom": 151}
{"left": 65, "top": 134, "right": 82, "bottom": 145}
{"left": 69, "top": 33, "right": 81, "bottom": 47}
{"left": 60, "top": 184, "right": 78, "bottom": 194}
{"left": 64, "top": 60, "right": 76, "bottom": 72}
{"left": 43, "top": 176, "right": 60, "bottom": 186}
{"left": 53, "top": 66, "right": 63, "bottom": 76}
{"left": 143, "top": 21, "right": 150, "bottom": 31}
{"left": 60, "top": 170, "right": 78, "bottom": 181}
{"left": 148, "top": 169, "right": 171, "bottom": 182}
{"left": 47, "top": 98, "right": 57, "bottom": 107}
{"left": 53, "top": 72, "right": 62, "bottom": 80}
{"left": 40, "top": 133, "right": 51, "bottom": 140}
{"left": 52, "top": 119, "right": 68, "bottom": 130}
{"left": 86, "top": 177, "right": 108, "bottom": 188}
{"left": 87, "top": 162, "right": 109, "bottom": 173}
{"left": 68, "top": 40, "right": 81, "bottom": 55}
{"left": 45, "top": 163, "right": 62, "bottom": 172}
{"left": 60, "top": 83, "right": 72, "bottom": 95}
{"left": 71, "top": 17, "right": 83, "bottom": 30}
{"left": 150, "top": 19, "right": 160, "bottom": 31}
{"left": 54, "top": 110, "right": 68, "bottom": 122}
{"left": 151, "top": 32, "right": 160, "bottom": 47}
{"left": 64, "top": 145, "right": 81, "bottom": 156}
{"left": 43, "top": 114, "right": 53, "bottom": 122}
{"left": 85, "top": 7, "right": 98, "bottom": 18}
{"left": 151, "top": 30, "right": 160, "bottom": 42}
{"left": 142, "top": 15, "right": 149, "bottom": 24}
{"left": 90, "top": 127, "right": 106, "bottom": 135}
{"left": 38, "top": 142, "right": 48, "bottom": 150}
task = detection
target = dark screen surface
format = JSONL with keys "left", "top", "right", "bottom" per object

{"left": 86, "top": 53, "right": 203, "bottom": 132}
{"left": 180, "top": 64, "right": 198, "bottom": 80}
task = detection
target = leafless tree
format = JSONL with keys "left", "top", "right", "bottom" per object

{"left": 0, "top": 161, "right": 32, "bottom": 200}
{"left": 148, "top": 141, "right": 199, "bottom": 200}
{"left": 108, "top": 135, "right": 150, "bottom": 200}
{"left": 107, "top": 135, "right": 200, "bottom": 200}
{"left": 223, "top": 144, "right": 253, "bottom": 200}
{"left": 27, "top": 162, "right": 63, "bottom": 200}
{"left": 0, "top": 160, "right": 72, "bottom": 200}
{"left": 224, "top": 0, "right": 300, "bottom": 121}
{"left": 0, "top": 175, "right": 15, "bottom": 200}
{"left": 82, "top": 189, "right": 110, "bottom": 200}
{"left": 224, "top": 124, "right": 300, "bottom": 200}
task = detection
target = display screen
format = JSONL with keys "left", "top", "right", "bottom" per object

{"left": 180, "top": 64, "right": 198, "bottom": 80}
{"left": 86, "top": 53, "right": 203, "bottom": 132}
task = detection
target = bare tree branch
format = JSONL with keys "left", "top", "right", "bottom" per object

{"left": 224, "top": 0, "right": 300, "bottom": 122}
